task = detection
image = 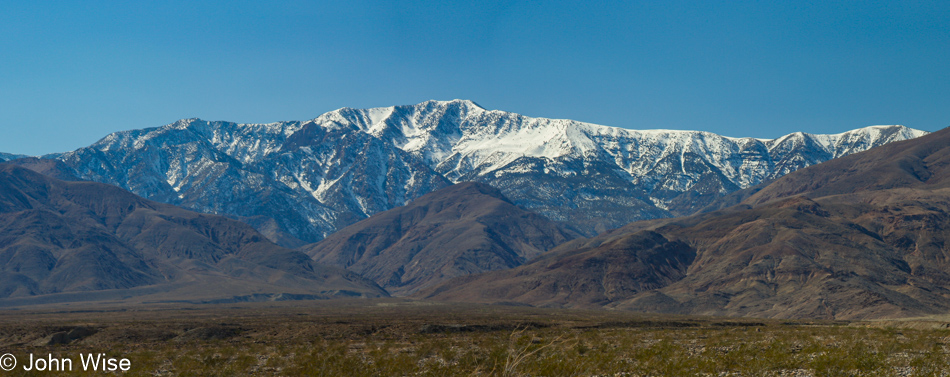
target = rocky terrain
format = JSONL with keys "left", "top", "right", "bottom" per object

{"left": 0, "top": 153, "right": 26, "bottom": 162}
{"left": 0, "top": 100, "right": 936, "bottom": 319}
{"left": 45, "top": 100, "right": 924, "bottom": 245}
{"left": 0, "top": 163, "right": 386, "bottom": 306}
{"left": 420, "top": 128, "right": 950, "bottom": 320}
{"left": 301, "top": 182, "right": 580, "bottom": 295}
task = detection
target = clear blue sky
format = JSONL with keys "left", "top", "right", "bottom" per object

{"left": 2, "top": 1, "right": 948, "bottom": 156}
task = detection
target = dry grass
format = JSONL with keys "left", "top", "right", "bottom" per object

{"left": 0, "top": 300, "right": 948, "bottom": 376}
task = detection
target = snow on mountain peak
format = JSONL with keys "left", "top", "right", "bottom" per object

{"left": 50, "top": 99, "right": 929, "bottom": 244}
{"left": 296, "top": 102, "right": 927, "bottom": 196}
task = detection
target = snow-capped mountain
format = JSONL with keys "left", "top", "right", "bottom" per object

{"left": 52, "top": 100, "right": 927, "bottom": 245}
{"left": 0, "top": 153, "right": 27, "bottom": 162}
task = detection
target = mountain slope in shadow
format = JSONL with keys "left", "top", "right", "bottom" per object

{"left": 0, "top": 164, "right": 387, "bottom": 306}
{"left": 419, "top": 128, "right": 950, "bottom": 320}
{"left": 300, "top": 182, "right": 581, "bottom": 296}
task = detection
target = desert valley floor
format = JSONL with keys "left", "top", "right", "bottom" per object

{"left": 3, "top": 299, "right": 950, "bottom": 376}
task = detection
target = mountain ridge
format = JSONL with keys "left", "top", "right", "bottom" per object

{"left": 38, "top": 100, "right": 927, "bottom": 245}
{"left": 419, "top": 127, "right": 950, "bottom": 320}
{"left": 0, "top": 163, "right": 387, "bottom": 305}
{"left": 301, "top": 182, "right": 581, "bottom": 296}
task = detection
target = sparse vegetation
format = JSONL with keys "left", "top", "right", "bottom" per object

{"left": 2, "top": 301, "right": 950, "bottom": 376}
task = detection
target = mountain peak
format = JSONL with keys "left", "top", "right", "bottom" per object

{"left": 0, "top": 152, "right": 29, "bottom": 162}
{"left": 424, "top": 99, "right": 485, "bottom": 110}
{"left": 418, "top": 181, "right": 509, "bottom": 203}
{"left": 48, "top": 101, "right": 929, "bottom": 245}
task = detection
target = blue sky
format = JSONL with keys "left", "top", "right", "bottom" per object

{"left": 2, "top": 1, "right": 948, "bottom": 156}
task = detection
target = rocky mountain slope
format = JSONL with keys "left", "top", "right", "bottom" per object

{"left": 0, "top": 164, "right": 386, "bottom": 306}
{"left": 419, "top": 128, "right": 950, "bottom": 320}
{"left": 420, "top": 230, "right": 694, "bottom": 308}
{"left": 301, "top": 182, "right": 580, "bottom": 296}
{"left": 0, "top": 153, "right": 27, "bottom": 162}
{"left": 49, "top": 100, "right": 926, "bottom": 245}
{"left": 4, "top": 157, "right": 82, "bottom": 181}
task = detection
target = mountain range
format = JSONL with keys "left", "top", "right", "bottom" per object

{"left": 420, "top": 127, "right": 950, "bottom": 320}
{"left": 0, "top": 163, "right": 386, "bottom": 306}
{"left": 0, "top": 153, "right": 27, "bottom": 162}
{"left": 0, "top": 100, "right": 939, "bottom": 319}
{"left": 42, "top": 100, "right": 925, "bottom": 247}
